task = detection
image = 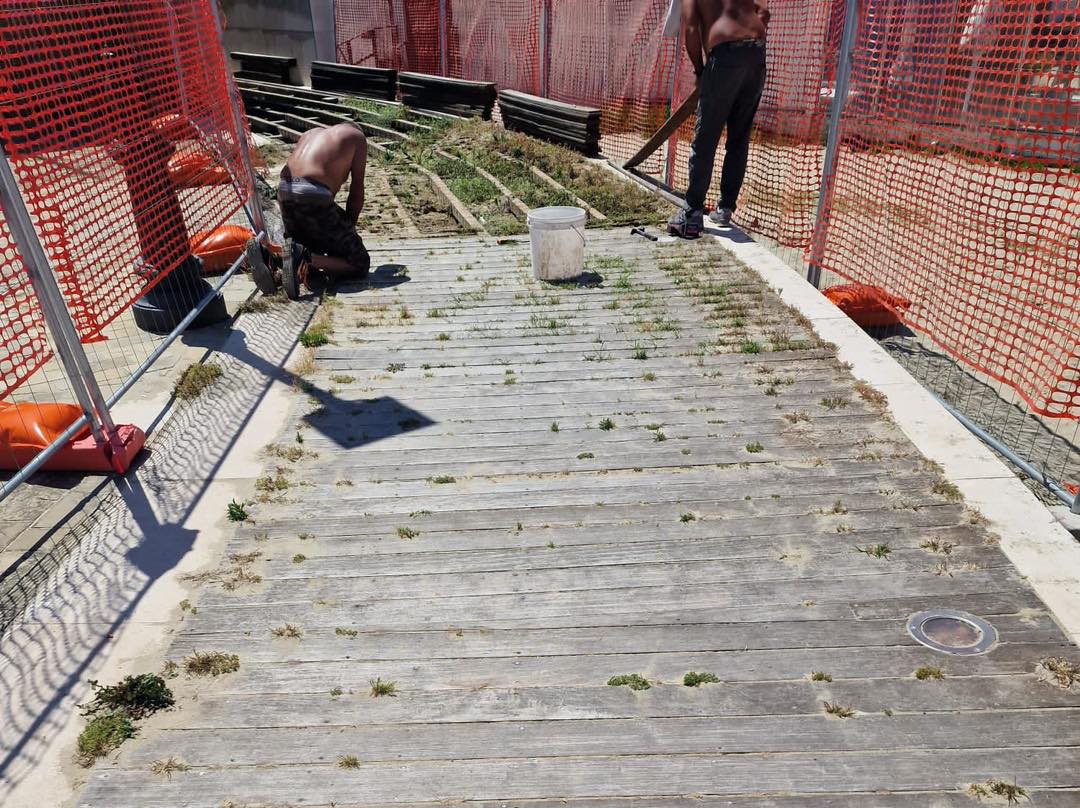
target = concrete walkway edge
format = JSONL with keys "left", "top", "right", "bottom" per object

{"left": 721, "top": 232, "right": 1080, "bottom": 645}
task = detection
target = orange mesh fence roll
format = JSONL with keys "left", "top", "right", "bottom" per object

{"left": 0, "top": 1, "right": 251, "bottom": 346}
{"left": 0, "top": 213, "right": 51, "bottom": 400}
{"left": 811, "top": 0, "right": 1080, "bottom": 419}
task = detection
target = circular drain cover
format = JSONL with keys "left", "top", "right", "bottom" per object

{"left": 907, "top": 609, "right": 997, "bottom": 655}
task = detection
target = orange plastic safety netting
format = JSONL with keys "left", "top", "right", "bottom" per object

{"left": 0, "top": 213, "right": 50, "bottom": 400}
{"left": 444, "top": 0, "right": 542, "bottom": 92}
{"left": 0, "top": 1, "right": 252, "bottom": 347}
{"left": 335, "top": 0, "right": 440, "bottom": 74}
{"left": 334, "top": 0, "right": 837, "bottom": 237}
{"left": 810, "top": 0, "right": 1080, "bottom": 418}
{"left": 546, "top": 0, "right": 680, "bottom": 176}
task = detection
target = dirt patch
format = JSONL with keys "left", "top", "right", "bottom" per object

{"left": 386, "top": 167, "right": 462, "bottom": 234}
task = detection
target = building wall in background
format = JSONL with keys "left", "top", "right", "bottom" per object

{"left": 221, "top": 0, "right": 334, "bottom": 81}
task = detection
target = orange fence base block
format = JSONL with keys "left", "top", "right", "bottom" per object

{"left": 168, "top": 150, "right": 233, "bottom": 188}
{"left": 823, "top": 283, "right": 911, "bottom": 329}
{"left": 0, "top": 402, "right": 145, "bottom": 473}
{"left": 191, "top": 224, "right": 256, "bottom": 274}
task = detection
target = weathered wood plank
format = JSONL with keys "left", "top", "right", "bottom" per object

{"left": 177, "top": 674, "right": 1080, "bottom": 729}
{"left": 76, "top": 748, "right": 1080, "bottom": 807}
{"left": 163, "top": 643, "right": 1070, "bottom": 697}
{"left": 125, "top": 709, "right": 1080, "bottom": 767}
{"left": 177, "top": 614, "right": 1060, "bottom": 662}
{"left": 180, "top": 562, "right": 1044, "bottom": 631}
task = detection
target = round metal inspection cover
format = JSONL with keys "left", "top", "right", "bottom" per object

{"left": 907, "top": 609, "right": 998, "bottom": 656}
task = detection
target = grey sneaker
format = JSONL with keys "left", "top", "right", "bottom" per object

{"left": 709, "top": 207, "right": 734, "bottom": 227}
{"left": 667, "top": 208, "right": 704, "bottom": 239}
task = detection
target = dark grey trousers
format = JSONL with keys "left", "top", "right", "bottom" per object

{"left": 684, "top": 40, "right": 767, "bottom": 212}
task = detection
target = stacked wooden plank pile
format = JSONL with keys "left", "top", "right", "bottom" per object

{"left": 399, "top": 72, "right": 497, "bottom": 119}
{"left": 309, "top": 61, "right": 397, "bottom": 102}
{"left": 230, "top": 52, "right": 297, "bottom": 85}
{"left": 235, "top": 79, "right": 408, "bottom": 145}
{"left": 498, "top": 90, "right": 601, "bottom": 155}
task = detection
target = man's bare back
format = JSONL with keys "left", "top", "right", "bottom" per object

{"left": 686, "top": 0, "right": 767, "bottom": 51}
{"left": 286, "top": 124, "right": 367, "bottom": 217}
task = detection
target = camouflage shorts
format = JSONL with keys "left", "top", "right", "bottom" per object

{"left": 278, "top": 192, "right": 370, "bottom": 276}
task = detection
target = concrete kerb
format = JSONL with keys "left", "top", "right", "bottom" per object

{"left": 715, "top": 230, "right": 1080, "bottom": 646}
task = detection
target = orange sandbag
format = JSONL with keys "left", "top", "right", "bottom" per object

{"left": 0, "top": 402, "right": 145, "bottom": 473}
{"left": 823, "top": 283, "right": 911, "bottom": 328}
{"left": 168, "top": 150, "right": 232, "bottom": 188}
{"left": 191, "top": 225, "right": 256, "bottom": 273}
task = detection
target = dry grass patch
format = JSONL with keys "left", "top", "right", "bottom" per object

{"left": 1036, "top": 657, "right": 1080, "bottom": 689}
{"left": 174, "top": 363, "right": 223, "bottom": 401}
{"left": 150, "top": 757, "right": 190, "bottom": 778}
{"left": 271, "top": 624, "right": 303, "bottom": 639}
{"left": 183, "top": 651, "right": 240, "bottom": 677}
{"left": 823, "top": 701, "right": 855, "bottom": 718}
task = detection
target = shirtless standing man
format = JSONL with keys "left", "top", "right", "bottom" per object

{"left": 276, "top": 123, "right": 371, "bottom": 297}
{"left": 668, "top": 0, "right": 769, "bottom": 238}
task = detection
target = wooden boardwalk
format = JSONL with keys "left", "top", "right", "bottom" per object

{"left": 78, "top": 231, "right": 1080, "bottom": 807}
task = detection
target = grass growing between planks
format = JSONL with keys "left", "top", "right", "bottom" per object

{"left": 1037, "top": 657, "right": 1080, "bottom": 688}
{"left": 683, "top": 671, "right": 720, "bottom": 687}
{"left": 967, "top": 779, "right": 1028, "bottom": 804}
{"left": 370, "top": 678, "right": 398, "bottom": 697}
{"left": 388, "top": 118, "right": 669, "bottom": 227}
{"left": 149, "top": 757, "right": 190, "bottom": 778}
{"left": 608, "top": 674, "right": 650, "bottom": 691}
{"left": 183, "top": 651, "right": 240, "bottom": 677}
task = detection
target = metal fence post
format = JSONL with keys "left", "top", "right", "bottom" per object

{"left": 0, "top": 147, "right": 115, "bottom": 445}
{"left": 211, "top": 0, "right": 267, "bottom": 241}
{"left": 438, "top": 0, "right": 449, "bottom": 76}
{"left": 538, "top": 0, "right": 551, "bottom": 97}
{"left": 664, "top": 29, "right": 684, "bottom": 187}
{"left": 807, "top": 0, "right": 860, "bottom": 288}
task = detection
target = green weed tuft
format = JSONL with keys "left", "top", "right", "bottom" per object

{"left": 77, "top": 713, "right": 135, "bottom": 766}
{"left": 607, "top": 673, "right": 650, "bottom": 691}
{"left": 227, "top": 500, "right": 248, "bottom": 522}
{"left": 80, "top": 674, "right": 174, "bottom": 720}
{"left": 369, "top": 677, "right": 398, "bottom": 697}
{"left": 683, "top": 671, "right": 720, "bottom": 687}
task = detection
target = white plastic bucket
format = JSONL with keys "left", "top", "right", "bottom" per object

{"left": 527, "top": 206, "right": 586, "bottom": 281}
